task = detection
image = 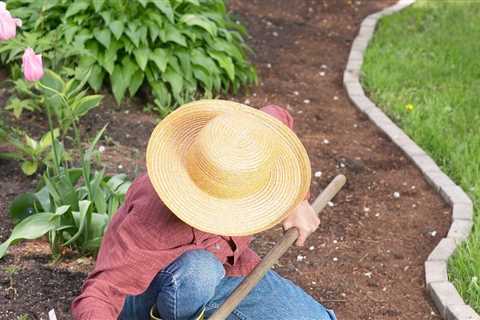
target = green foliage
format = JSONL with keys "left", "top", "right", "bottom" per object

{"left": 0, "top": 128, "right": 131, "bottom": 259}
{"left": 362, "top": 0, "right": 480, "bottom": 312}
{"left": 4, "top": 0, "right": 257, "bottom": 108}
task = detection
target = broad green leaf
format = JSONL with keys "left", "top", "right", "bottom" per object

{"left": 180, "top": 14, "right": 217, "bottom": 36}
{"left": 164, "top": 67, "right": 183, "bottom": 99}
{"left": 109, "top": 20, "right": 124, "bottom": 40}
{"left": 93, "top": 0, "right": 105, "bottom": 12}
{"left": 64, "top": 200, "right": 92, "bottom": 245}
{"left": 150, "top": 48, "right": 168, "bottom": 72}
{"left": 39, "top": 129, "right": 60, "bottom": 150}
{"left": 138, "top": 0, "right": 149, "bottom": 7}
{"left": 35, "top": 186, "right": 51, "bottom": 212}
{"left": 40, "top": 70, "right": 65, "bottom": 94}
{"left": 65, "top": 2, "right": 89, "bottom": 19}
{"left": 129, "top": 70, "right": 145, "bottom": 97}
{"left": 161, "top": 23, "right": 186, "bottom": 46}
{"left": 9, "top": 192, "right": 38, "bottom": 225}
{"left": 64, "top": 25, "right": 80, "bottom": 43}
{"left": 73, "top": 95, "right": 103, "bottom": 117}
{"left": 88, "top": 64, "right": 105, "bottom": 92}
{"left": 133, "top": 48, "right": 150, "bottom": 71}
{"left": 151, "top": 0, "right": 174, "bottom": 23}
{"left": 210, "top": 51, "right": 235, "bottom": 81}
{"left": 110, "top": 65, "right": 129, "bottom": 104}
{"left": 94, "top": 29, "right": 111, "bottom": 48}
{"left": 0, "top": 213, "right": 56, "bottom": 259}
{"left": 24, "top": 134, "right": 38, "bottom": 150}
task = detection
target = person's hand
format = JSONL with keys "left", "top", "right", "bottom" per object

{"left": 282, "top": 200, "right": 319, "bottom": 246}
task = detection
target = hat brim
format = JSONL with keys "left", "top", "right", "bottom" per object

{"left": 146, "top": 100, "right": 311, "bottom": 236}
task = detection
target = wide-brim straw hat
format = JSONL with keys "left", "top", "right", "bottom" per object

{"left": 146, "top": 99, "right": 311, "bottom": 236}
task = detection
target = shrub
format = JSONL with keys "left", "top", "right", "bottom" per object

{"left": 3, "top": 0, "right": 257, "bottom": 108}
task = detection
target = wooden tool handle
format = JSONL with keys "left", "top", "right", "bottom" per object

{"left": 208, "top": 175, "right": 347, "bottom": 320}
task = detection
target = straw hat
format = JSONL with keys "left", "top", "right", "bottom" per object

{"left": 146, "top": 99, "right": 311, "bottom": 236}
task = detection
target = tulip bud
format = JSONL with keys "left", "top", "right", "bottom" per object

{"left": 22, "top": 48, "right": 44, "bottom": 81}
{"left": 0, "top": 2, "right": 22, "bottom": 41}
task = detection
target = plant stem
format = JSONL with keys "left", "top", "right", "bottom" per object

{"left": 46, "top": 104, "right": 60, "bottom": 176}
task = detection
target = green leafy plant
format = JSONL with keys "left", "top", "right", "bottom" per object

{"left": 1, "top": 127, "right": 131, "bottom": 259}
{"left": 4, "top": 0, "right": 257, "bottom": 109}
{"left": 0, "top": 127, "right": 61, "bottom": 175}
{"left": 0, "top": 70, "right": 101, "bottom": 175}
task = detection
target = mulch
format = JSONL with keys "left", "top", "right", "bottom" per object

{"left": 0, "top": 0, "right": 451, "bottom": 319}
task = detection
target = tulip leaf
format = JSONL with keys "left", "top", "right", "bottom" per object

{"left": 0, "top": 213, "right": 56, "bottom": 259}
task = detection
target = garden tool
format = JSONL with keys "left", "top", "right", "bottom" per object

{"left": 208, "top": 175, "right": 347, "bottom": 320}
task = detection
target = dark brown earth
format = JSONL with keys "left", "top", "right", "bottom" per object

{"left": 0, "top": 0, "right": 451, "bottom": 319}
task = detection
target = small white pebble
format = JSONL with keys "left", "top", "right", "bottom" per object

{"left": 364, "top": 272, "right": 372, "bottom": 278}
{"left": 321, "top": 64, "right": 327, "bottom": 69}
{"left": 314, "top": 171, "right": 322, "bottom": 178}
{"left": 375, "top": 213, "right": 380, "bottom": 217}
{"left": 118, "top": 164, "right": 123, "bottom": 169}
{"left": 393, "top": 192, "right": 400, "bottom": 199}
{"left": 308, "top": 7, "right": 313, "bottom": 12}
{"left": 333, "top": 96, "right": 339, "bottom": 100}
{"left": 266, "top": 63, "right": 272, "bottom": 68}
{"left": 124, "top": 110, "right": 130, "bottom": 114}
{"left": 333, "top": 239, "right": 338, "bottom": 244}
{"left": 430, "top": 230, "right": 437, "bottom": 237}
{"left": 266, "top": 21, "right": 272, "bottom": 26}
{"left": 303, "top": 99, "right": 310, "bottom": 104}
{"left": 98, "top": 145, "right": 106, "bottom": 153}
{"left": 353, "top": 124, "right": 358, "bottom": 128}
{"left": 311, "top": 281, "right": 317, "bottom": 285}
{"left": 363, "top": 207, "right": 370, "bottom": 212}
{"left": 340, "top": 162, "right": 345, "bottom": 168}
{"left": 411, "top": 185, "right": 416, "bottom": 189}
{"left": 341, "top": 293, "right": 346, "bottom": 297}
{"left": 412, "top": 204, "right": 417, "bottom": 208}
{"left": 309, "top": 245, "right": 315, "bottom": 251}
{"left": 244, "top": 99, "right": 251, "bottom": 105}
{"left": 319, "top": 71, "right": 325, "bottom": 76}
{"left": 297, "top": 110, "right": 303, "bottom": 114}
{"left": 293, "top": 91, "right": 299, "bottom": 96}
{"left": 323, "top": 139, "right": 330, "bottom": 144}
{"left": 333, "top": 257, "right": 338, "bottom": 262}
{"left": 328, "top": 201, "right": 334, "bottom": 207}
{"left": 382, "top": 287, "right": 387, "bottom": 292}
{"left": 253, "top": 93, "right": 257, "bottom": 97}
{"left": 272, "top": 31, "right": 279, "bottom": 37}
{"left": 296, "top": 255, "right": 306, "bottom": 262}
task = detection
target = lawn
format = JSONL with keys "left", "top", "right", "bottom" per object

{"left": 362, "top": 0, "right": 480, "bottom": 312}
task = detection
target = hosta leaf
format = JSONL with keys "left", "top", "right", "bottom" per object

{"left": 40, "top": 70, "right": 65, "bottom": 94}
{"left": 94, "top": 29, "right": 111, "bottom": 48}
{"left": 138, "top": 0, "right": 149, "bottom": 7}
{"left": 164, "top": 67, "right": 183, "bottom": 99}
{"left": 39, "top": 129, "right": 60, "bottom": 150}
{"left": 93, "top": 0, "right": 105, "bottom": 12}
{"left": 129, "top": 70, "right": 144, "bottom": 97}
{"left": 180, "top": 14, "right": 217, "bottom": 36}
{"left": 161, "top": 23, "right": 187, "bottom": 46}
{"left": 73, "top": 95, "right": 103, "bottom": 117}
{"left": 65, "top": 2, "right": 89, "bottom": 19}
{"left": 150, "top": 48, "right": 168, "bottom": 72}
{"left": 133, "top": 48, "right": 150, "bottom": 71}
{"left": 64, "top": 25, "right": 80, "bottom": 43}
{"left": 88, "top": 64, "right": 105, "bottom": 92}
{"left": 0, "top": 213, "right": 56, "bottom": 259}
{"left": 210, "top": 51, "right": 235, "bottom": 81}
{"left": 151, "top": 0, "right": 174, "bottom": 23}
{"left": 110, "top": 64, "right": 130, "bottom": 104}
{"left": 109, "top": 20, "right": 125, "bottom": 40}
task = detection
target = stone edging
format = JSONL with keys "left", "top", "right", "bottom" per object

{"left": 343, "top": 1, "right": 479, "bottom": 319}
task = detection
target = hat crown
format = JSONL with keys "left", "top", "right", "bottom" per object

{"left": 186, "top": 113, "right": 275, "bottom": 198}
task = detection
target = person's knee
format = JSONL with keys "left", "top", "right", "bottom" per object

{"left": 157, "top": 249, "right": 225, "bottom": 319}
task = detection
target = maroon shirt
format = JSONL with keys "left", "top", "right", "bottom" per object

{"left": 72, "top": 106, "right": 296, "bottom": 319}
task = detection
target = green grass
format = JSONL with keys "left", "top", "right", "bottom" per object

{"left": 362, "top": 0, "right": 480, "bottom": 312}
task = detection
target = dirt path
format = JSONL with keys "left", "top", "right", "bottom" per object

{"left": 0, "top": 1, "right": 450, "bottom": 319}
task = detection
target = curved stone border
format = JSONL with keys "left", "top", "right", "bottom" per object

{"left": 343, "top": 1, "right": 479, "bottom": 319}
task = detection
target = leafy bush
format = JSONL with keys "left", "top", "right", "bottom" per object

{"left": 3, "top": 0, "right": 257, "bottom": 108}
{"left": 0, "top": 128, "right": 131, "bottom": 258}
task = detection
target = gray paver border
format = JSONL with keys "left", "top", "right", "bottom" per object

{"left": 343, "top": 1, "right": 478, "bottom": 319}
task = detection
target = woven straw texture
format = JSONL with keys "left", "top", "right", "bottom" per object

{"left": 146, "top": 99, "right": 311, "bottom": 236}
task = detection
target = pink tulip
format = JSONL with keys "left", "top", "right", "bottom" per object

{"left": 22, "top": 48, "right": 44, "bottom": 81}
{"left": 0, "top": 2, "right": 22, "bottom": 41}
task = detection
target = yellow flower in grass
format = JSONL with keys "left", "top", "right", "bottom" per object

{"left": 405, "top": 103, "right": 414, "bottom": 112}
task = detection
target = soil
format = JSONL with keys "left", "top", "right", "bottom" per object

{"left": 0, "top": 0, "right": 451, "bottom": 319}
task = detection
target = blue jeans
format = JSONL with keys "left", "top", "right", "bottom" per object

{"left": 120, "top": 250, "right": 336, "bottom": 320}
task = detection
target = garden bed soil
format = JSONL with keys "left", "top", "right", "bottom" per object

{"left": 0, "top": 0, "right": 451, "bottom": 319}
